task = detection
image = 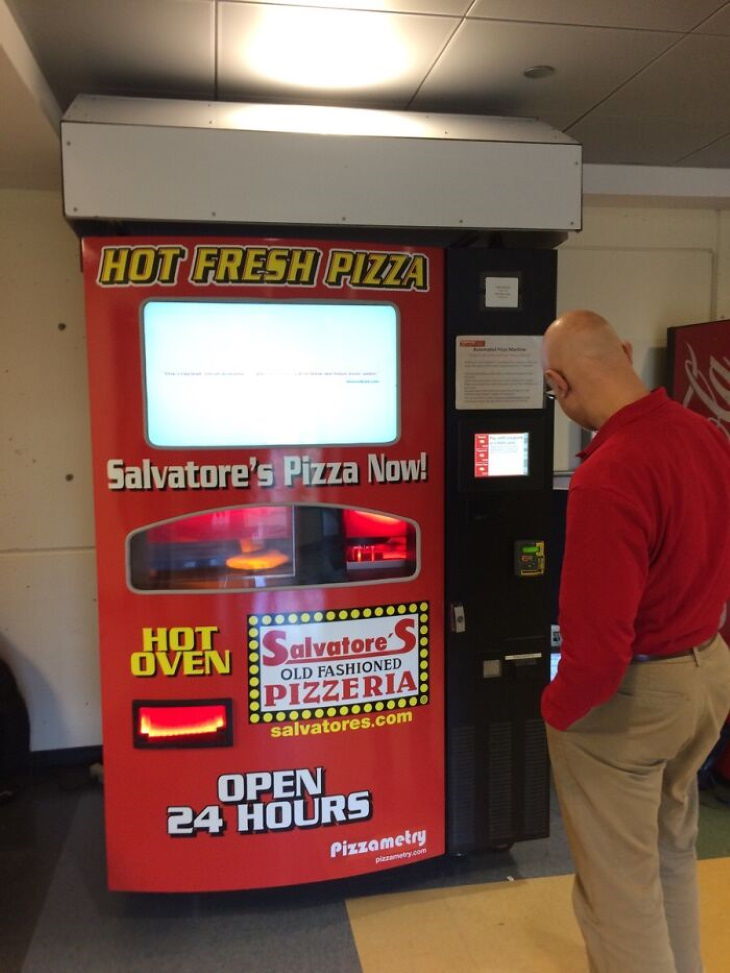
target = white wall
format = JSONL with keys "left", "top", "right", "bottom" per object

{"left": 1, "top": 190, "right": 729, "bottom": 750}
{"left": 554, "top": 206, "right": 730, "bottom": 470}
{"left": 0, "top": 188, "right": 99, "bottom": 751}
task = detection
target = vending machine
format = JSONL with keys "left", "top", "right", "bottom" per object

{"left": 82, "top": 237, "right": 445, "bottom": 891}
{"left": 67, "top": 97, "right": 581, "bottom": 892}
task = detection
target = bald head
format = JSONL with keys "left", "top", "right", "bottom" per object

{"left": 544, "top": 310, "right": 631, "bottom": 372}
{"left": 543, "top": 310, "right": 649, "bottom": 430}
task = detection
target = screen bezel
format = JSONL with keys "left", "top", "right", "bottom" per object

{"left": 139, "top": 297, "right": 401, "bottom": 450}
{"left": 457, "top": 412, "right": 549, "bottom": 493}
{"left": 473, "top": 430, "right": 530, "bottom": 479}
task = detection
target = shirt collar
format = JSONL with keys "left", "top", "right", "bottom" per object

{"left": 578, "top": 388, "right": 668, "bottom": 460}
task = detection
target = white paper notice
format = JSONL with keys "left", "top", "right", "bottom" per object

{"left": 484, "top": 276, "right": 520, "bottom": 309}
{"left": 455, "top": 335, "right": 543, "bottom": 410}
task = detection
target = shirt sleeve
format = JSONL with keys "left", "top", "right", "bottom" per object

{"left": 541, "top": 480, "right": 650, "bottom": 730}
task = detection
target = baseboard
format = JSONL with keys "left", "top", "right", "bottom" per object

{"left": 30, "top": 745, "right": 103, "bottom": 770}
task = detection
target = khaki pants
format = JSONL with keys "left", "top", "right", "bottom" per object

{"left": 547, "top": 635, "right": 730, "bottom": 973}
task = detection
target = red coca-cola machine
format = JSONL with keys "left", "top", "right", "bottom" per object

{"left": 83, "top": 237, "right": 445, "bottom": 891}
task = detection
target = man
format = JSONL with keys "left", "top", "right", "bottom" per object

{"left": 542, "top": 310, "right": 730, "bottom": 973}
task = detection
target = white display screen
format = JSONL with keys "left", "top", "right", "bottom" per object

{"left": 474, "top": 432, "right": 529, "bottom": 478}
{"left": 550, "top": 651, "right": 560, "bottom": 681}
{"left": 142, "top": 301, "right": 399, "bottom": 447}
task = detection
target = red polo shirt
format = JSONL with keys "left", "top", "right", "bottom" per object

{"left": 542, "top": 388, "right": 730, "bottom": 730}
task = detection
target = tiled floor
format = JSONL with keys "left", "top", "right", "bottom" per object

{"left": 347, "top": 858, "right": 730, "bottom": 973}
{"left": 1, "top": 765, "right": 729, "bottom": 972}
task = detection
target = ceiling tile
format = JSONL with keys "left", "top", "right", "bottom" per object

{"left": 567, "top": 112, "right": 728, "bottom": 165}
{"left": 531, "top": 111, "right": 585, "bottom": 134}
{"left": 7, "top": 0, "right": 216, "bottom": 111}
{"left": 223, "top": 0, "right": 472, "bottom": 15}
{"left": 218, "top": 3, "right": 459, "bottom": 105}
{"left": 411, "top": 20, "right": 677, "bottom": 119}
{"left": 692, "top": 3, "right": 730, "bottom": 34}
{"left": 679, "top": 132, "right": 730, "bottom": 167}
{"left": 596, "top": 34, "right": 730, "bottom": 125}
{"left": 466, "top": 0, "right": 725, "bottom": 32}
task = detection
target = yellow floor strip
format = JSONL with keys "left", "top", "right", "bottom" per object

{"left": 347, "top": 857, "right": 730, "bottom": 973}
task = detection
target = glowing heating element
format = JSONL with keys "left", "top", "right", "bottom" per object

{"left": 133, "top": 700, "right": 233, "bottom": 749}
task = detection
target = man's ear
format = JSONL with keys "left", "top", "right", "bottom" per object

{"left": 622, "top": 340, "right": 634, "bottom": 364}
{"left": 545, "top": 368, "right": 568, "bottom": 398}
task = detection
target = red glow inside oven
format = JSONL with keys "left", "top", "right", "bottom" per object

{"left": 133, "top": 700, "right": 232, "bottom": 749}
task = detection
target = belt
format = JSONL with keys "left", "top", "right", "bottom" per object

{"left": 632, "top": 634, "right": 716, "bottom": 664}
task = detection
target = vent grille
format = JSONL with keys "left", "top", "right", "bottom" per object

{"left": 522, "top": 718, "right": 549, "bottom": 836}
{"left": 447, "top": 724, "right": 476, "bottom": 849}
{"left": 487, "top": 721, "right": 513, "bottom": 842}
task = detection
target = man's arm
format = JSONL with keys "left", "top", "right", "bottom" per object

{"left": 541, "top": 482, "right": 649, "bottom": 730}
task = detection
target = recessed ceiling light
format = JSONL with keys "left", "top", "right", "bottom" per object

{"left": 523, "top": 65, "right": 556, "bottom": 80}
{"left": 245, "top": 9, "right": 411, "bottom": 90}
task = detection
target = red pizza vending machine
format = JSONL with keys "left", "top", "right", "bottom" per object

{"left": 82, "top": 237, "right": 444, "bottom": 891}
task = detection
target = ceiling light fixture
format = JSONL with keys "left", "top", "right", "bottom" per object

{"left": 246, "top": 9, "right": 410, "bottom": 90}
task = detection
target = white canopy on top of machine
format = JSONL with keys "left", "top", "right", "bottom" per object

{"left": 61, "top": 95, "right": 581, "bottom": 233}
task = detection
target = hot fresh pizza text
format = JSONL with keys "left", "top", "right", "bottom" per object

{"left": 96, "top": 245, "right": 429, "bottom": 291}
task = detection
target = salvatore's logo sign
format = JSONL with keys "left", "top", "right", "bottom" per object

{"left": 247, "top": 603, "right": 430, "bottom": 724}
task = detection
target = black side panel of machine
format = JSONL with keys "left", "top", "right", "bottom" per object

{"left": 445, "top": 248, "right": 556, "bottom": 853}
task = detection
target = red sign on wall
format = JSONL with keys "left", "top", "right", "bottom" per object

{"left": 668, "top": 317, "right": 730, "bottom": 645}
